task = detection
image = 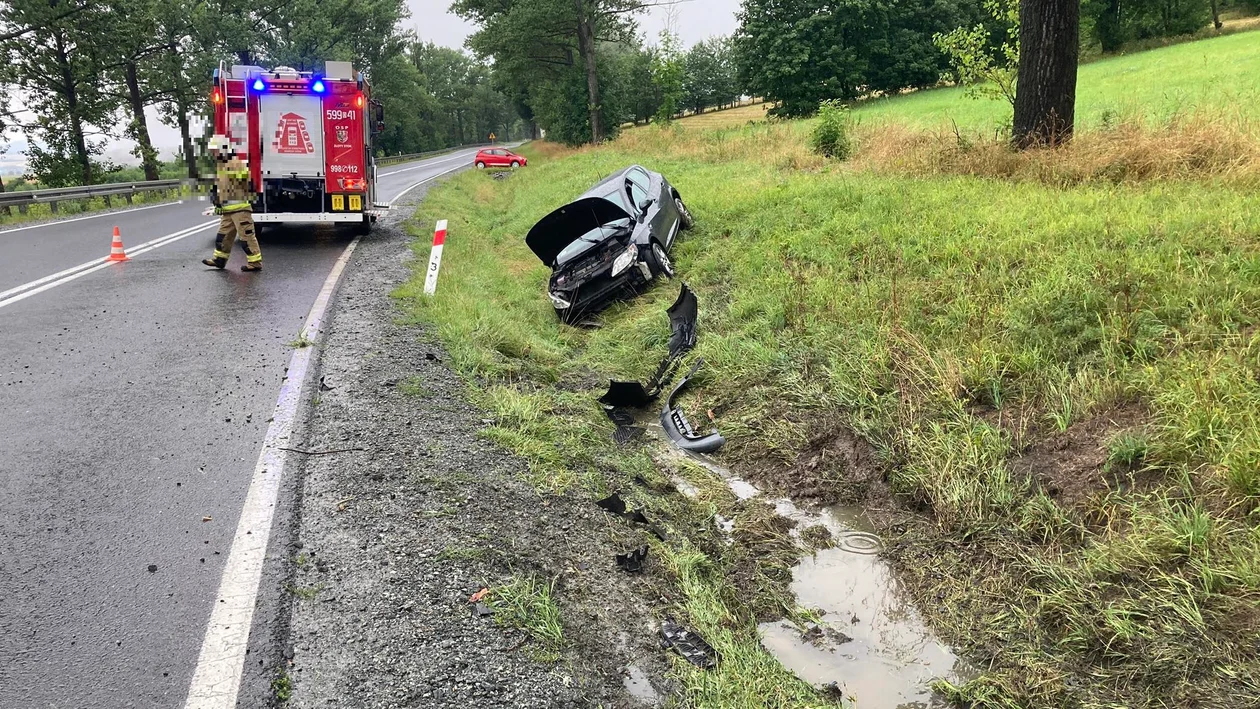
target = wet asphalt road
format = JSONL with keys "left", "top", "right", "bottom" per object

{"left": 0, "top": 148, "right": 480, "bottom": 708}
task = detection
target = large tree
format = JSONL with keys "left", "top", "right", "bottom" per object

{"left": 736, "top": 0, "right": 977, "bottom": 116}
{"left": 1, "top": 0, "right": 116, "bottom": 186}
{"left": 1012, "top": 0, "right": 1079, "bottom": 147}
{"left": 454, "top": 0, "right": 655, "bottom": 143}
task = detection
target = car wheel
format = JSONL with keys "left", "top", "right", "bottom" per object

{"left": 511, "top": 161, "right": 520, "bottom": 169}
{"left": 674, "top": 196, "right": 694, "bottom": 230}
{"left": 646, "top": 241, "right": 675, "bottom": 279}
{"left": 476, "top": 161, "right": 486, "bottom": 169}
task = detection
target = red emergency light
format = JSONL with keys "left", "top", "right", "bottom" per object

{"left": 212, "top": 88, "right": 223, "bottom": 104}
{"left": 354, "top": 93, "right": 364, "bottom": 108}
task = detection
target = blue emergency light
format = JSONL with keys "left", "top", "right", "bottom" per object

{"left": 312, "top": 79, "right": 326, "bottom": 93}
{"left": 252, "top": 78, "right": 265, "bottom": 92}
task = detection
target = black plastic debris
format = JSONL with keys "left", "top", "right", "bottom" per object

{"left": 596, "top": 492, "right": 628, "bottom": 515}
{"left": 599, "top": 380, "right": 654, "bottom": 408}
{"left": 616, "top": 546, "right": 648, "bottom": 572}
{"left": 666, "top": 284, "right": 698, "bottom": 359}
{"left": 597, "top": 492, "right": 652, "bottom": 525}
{"left": 660, "top": 619, "right": 718, "bottom": 668}
{"left": 613, "top": 426, "right": 645, "bottom": 446}
{"left": 604, "top": 407, "right": 635, "bottom": 427}
{"left": 660, "top": 359, "right": 726, "bottom": 453}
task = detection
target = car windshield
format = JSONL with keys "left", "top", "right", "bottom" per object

{"left": 555, "top": 218, "right": 631, "bottom": 264}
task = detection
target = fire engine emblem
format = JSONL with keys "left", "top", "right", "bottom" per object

{"left": 336, "top": 127, "right": 348, "bottom": 144}
{"left": 272, "top": 112, "right": 314, "bottom": 154}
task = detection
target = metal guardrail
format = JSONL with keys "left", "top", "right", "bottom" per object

{"left": 376, "top": 143, "right": 490, "bottom": 166}
{"left": 0, "top": 179, "right": 187, "bottom": 215}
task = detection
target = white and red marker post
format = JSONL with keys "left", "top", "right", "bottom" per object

{"left": 423, "top": 219, "right": 447, "bottom": 296}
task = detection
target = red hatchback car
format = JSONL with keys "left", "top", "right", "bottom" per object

{"left": 474, "top": 148, "right": 527, "bottom": 169}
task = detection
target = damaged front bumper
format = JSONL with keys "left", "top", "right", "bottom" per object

{"left": 551, "top": 263, "right": 654, "bottom": 323}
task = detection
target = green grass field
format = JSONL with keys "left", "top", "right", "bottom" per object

{"left": 854, "top": 30, "right": 1260, "bottom": 131}
{"left": 400, "top": 34, "right": 1260, "bottom": 709}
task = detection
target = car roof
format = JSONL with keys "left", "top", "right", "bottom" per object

{"left": 575, "top": 166, "right": 645, "bottom": 201}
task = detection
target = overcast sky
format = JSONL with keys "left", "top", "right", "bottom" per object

{"left": 0, "top": 0, "right": 741, "bottom": 174}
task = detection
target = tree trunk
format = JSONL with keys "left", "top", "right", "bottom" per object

{"left": 1210, "top": 0, "right": 1222, "bottom": 29}
{"left": 574, "top": 0, "right": 602, "bottom": 144}
{"left": 1012, "top": 0, "right": 1080, "bottom": 149}
{"left": 0, "top": 175, "right": 8, "bottom": 217}
{"left": 125, "top": 62, "right": 160, "bottom": 181}
{"left": 1097, "top": 0, "right": 1123, "bottom": 52}
{"left": 177, "top": 106, "right": 198, "bottom": 179}
{"left": 54, "top": 31, "right": 92, "bottom": 185}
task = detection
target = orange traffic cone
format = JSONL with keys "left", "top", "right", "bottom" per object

{"left": 107, "top": 227, "right": 129, "bottom": 262}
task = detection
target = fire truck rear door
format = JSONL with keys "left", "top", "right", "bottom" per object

{"left": 259, "top": 94, "right": 325, "bottom": 177}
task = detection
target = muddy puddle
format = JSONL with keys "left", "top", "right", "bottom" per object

{"left": 622, "top": 662, "right": 662, "bottom": 706}
{"left": 645, "top": 421, "right": 974, "bottom": 708}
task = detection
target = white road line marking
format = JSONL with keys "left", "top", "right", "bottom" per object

{"left": 182, "top": 236, "right": 362, "bottom": 709}
{"left": 387, "top": 162, "right": 468, "bottom": 203}
{"left": 0, "top": 200, "right": 186, "bottom": 236}
{"left": 0, "top": 221, "right": 217, "bottom": 310}
{"left": 378, "top": 150, "right": 478, "bottom": 176}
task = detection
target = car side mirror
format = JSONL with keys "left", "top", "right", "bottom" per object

{"left": 637, "top": 197, "right": 653, "bottom": 213}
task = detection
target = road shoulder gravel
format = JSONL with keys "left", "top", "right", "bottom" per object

{"left": 283, "top": 182, "right": 667, "bottom": 708}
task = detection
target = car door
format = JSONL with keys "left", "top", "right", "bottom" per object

{"left": 625, "top": 168, "right": 666, "bottom": 245}
{"left": 630, "top": 167, "right": 678, "bottom": 248}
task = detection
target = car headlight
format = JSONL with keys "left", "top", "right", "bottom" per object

{"left": 610, "top": 244, "right": 638, "bottom": 276}
{"left": 549, "top": 292, "right": 571, "bottom": 309}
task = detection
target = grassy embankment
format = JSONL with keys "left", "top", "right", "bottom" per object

{"left": 397, "top": 33, "right": 1260, "bottom": 709}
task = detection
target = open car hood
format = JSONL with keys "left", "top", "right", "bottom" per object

{"left": 525, "top": 197, "right": 633, "bottom": 266}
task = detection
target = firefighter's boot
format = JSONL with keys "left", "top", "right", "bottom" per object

{"left": 202, "top": 256, "right": 227, "bottom": 269}
{"left": 241, "top": 261, "right": 263, "bottom": 272}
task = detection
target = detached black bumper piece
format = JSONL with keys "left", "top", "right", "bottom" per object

{"left": 660, "top": 358, "right": 725, "bottom": 454}
{"left": 597, "top": 283, "right": 699, "bottom": 408}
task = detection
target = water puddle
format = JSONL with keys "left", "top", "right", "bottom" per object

{"left": 649, "top": 427, "right": 974, "bottom": 708}
{"left": 622, "top": 662, "right": 661, "bottom": 706}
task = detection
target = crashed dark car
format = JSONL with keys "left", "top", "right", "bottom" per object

{"left": 525, "top": 165, "right": 694, "bottom": 323}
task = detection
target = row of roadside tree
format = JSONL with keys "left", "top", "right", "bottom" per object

{"left": 2, "top": 0, "right": 1254, "bottom": 188}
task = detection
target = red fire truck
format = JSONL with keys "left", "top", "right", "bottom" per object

{"left": 211, "top": 61, "right": 384, "bottom": 233}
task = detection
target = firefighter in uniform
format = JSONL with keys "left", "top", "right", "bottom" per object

{"left": 202, "top": 134, "right": 263, "bottom": 272}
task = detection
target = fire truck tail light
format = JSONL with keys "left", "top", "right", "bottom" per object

{"left": 354, "top": 94, "right": 364, "bottom": 108}
{"left": 344, "top": 178, "right": 366, "bottom": 191}
{"left": 212, "top": 89, "right": 223, "bottom": 104}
